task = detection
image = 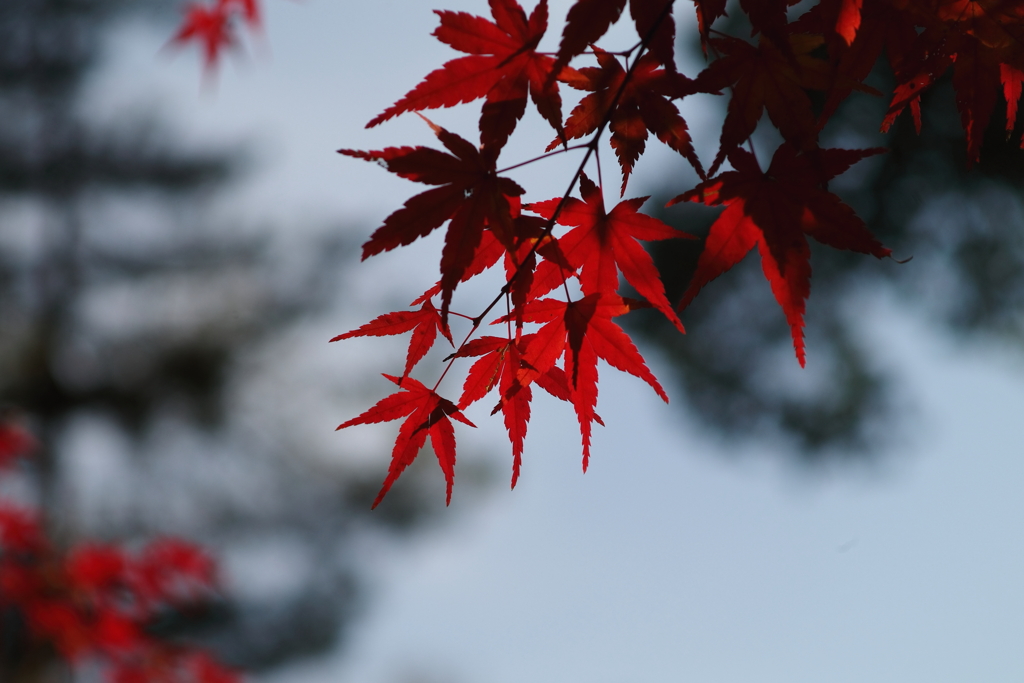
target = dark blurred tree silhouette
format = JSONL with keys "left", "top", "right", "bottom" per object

{"left": 0, "top": 0, "right": 443, "bottom": 679}
{"left": 634, "top": 16, "right": 1024, "bottom": 459}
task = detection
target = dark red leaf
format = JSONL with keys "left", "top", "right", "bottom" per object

{"left": 339, "top": 126, "right": 523, "bottom": 320}
{"left": 670, "top": 144, "right": 889, "bottom": 366}
{"left": 552, "top": 49, "right": 704, "bottom": 190}
{"left": 696, "top": 33, "right": 832, "bottom": 175}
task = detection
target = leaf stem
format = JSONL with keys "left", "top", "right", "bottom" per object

{"left": 432, "top": 322, "right": 480, "bottom": 393}
{"left": 496, "top": 143, "right": 588, "bottom": 174}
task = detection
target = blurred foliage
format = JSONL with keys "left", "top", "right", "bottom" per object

{"left": 0, "top": 0, "right": 447, "bottom": 679}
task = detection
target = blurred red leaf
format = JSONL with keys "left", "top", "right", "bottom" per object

{"left": 173, "top": 2, "right": 234, "bottom": 68}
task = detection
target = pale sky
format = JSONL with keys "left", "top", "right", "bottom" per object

{"left": 95, "top": 2, "right": 1024, "bottom": 681}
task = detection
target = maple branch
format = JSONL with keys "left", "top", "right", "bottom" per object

{"left": 537, "top": 48, "right": 637, "bottom": 57}
{"left": 505, "top": 292, "right": 512, "bottom": 338}
{"left": 466, "top": 0, "right": 676, "bottom": 329}
{"left": 622, "top": 40, "right": 644, "bottom": 57}
{"left": 421, "top": 1, "right": 676, "bottom": 402}
{"left": 432, "top": 323, "right": 480, "bottom": 393}
{"left": 560, "top": 267, "right": 574, "bottom": 302}
{"left": 331, "top": 0, "right": 963, "bottom": 506}
{"left": 496, "top": 143, "right": 589, "bottom": 174}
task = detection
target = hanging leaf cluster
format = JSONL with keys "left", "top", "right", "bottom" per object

{"left": 176, "top": 0, "right": 1024, "bottom": 506}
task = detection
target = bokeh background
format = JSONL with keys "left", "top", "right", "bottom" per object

{"left": 2, "top": 0, "right": 1023, "bottom": 681}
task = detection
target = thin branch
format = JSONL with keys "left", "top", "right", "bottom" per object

{"left": 429, "top": 0, "right": 676, "bottom": 392}
{"left": 496, "top": 143, "right": 588, "bottom": 174}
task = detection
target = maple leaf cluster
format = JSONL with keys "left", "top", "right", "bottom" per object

{"left": 0, "top": 423, "right": 240, "bottom": 683}
{"left": 175, "top": 0, "right": 1024, "bottom": 506}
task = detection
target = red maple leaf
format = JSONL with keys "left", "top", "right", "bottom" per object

{"left": 456, "top": 336, "right": 532, "bottom": 486}
{"left": 552, "top": 49, "right": 704, "bottom": 192}
{"left": 836, "top": 0, "right": 864, "bottom": 45}
{"left": 739, "top": 0, "right": 794, "bottom": 56}
{"left": 332, "top": 297, "right": 454, "bottom": 381}
{"left": 455, "top": 333, "right": 583, "bottom": 486}
{"left": 511, "top": 293, "right": 667, "bottom": 469}
{"left": 434, "top": 198, "right": 569, "bottom": 319}
{"left": 339, "top": 124, "right": 523, "bottom": 319}
{"left": 337, "top": 375, "right": 476, "bottom": 507}
{"left": 366, "top": 0, "right": 565, "bottom": 150}
{"left": 526, "top": 172, "right": 692, "bottom": 331}
{"left": 791, "top": 0, "right": 908, "bottom": 126}
{"left": 553, "top": 0, "right": 678, "bottom": 76}
{"left": 669, "top": 144, "right": 891, "bottom": 367}
{"left": 880, "top": 1, "right": 1024, "bottom": 161}
{"left": 697, "top": 33, "right": 833, "bottom": 175}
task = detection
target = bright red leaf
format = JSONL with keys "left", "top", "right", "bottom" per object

{"left": 512, "top": 293, "right": 667, "bottom": 469}
{"left": 837, "top": 0, "right": 863, "bottom": 45}
{"left": 455, "top": 333, "right": 582, "bottom": 486}
{"left": 337, "top": 374, "right": 475, "bottom": 507}
{"left": 456, "top": 336, "right": 531, "bottom": 485}
{"left": 526, "top": 173, "right": 693, "bottom": 331}
{"left": 367, "top": 0, "right": 565, "bottom": 150}
{"left": 332, "top": 298, "right": 454, "bottom": 381}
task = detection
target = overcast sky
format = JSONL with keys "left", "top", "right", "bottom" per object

{"left": 97, "top": 2, "right": 1024, "bottom": 681}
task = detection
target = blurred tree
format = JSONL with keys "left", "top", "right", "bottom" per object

{"left": 0, "top": 0, "right": 447, "bottom": 679}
